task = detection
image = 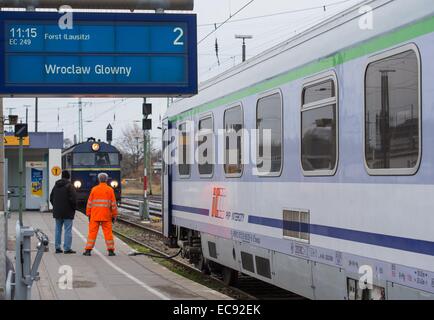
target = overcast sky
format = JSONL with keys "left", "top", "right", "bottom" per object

{"left": 2, "top": 0, "right": 364, "bottom": 147}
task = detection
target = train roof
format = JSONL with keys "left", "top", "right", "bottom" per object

{"left": 167, "top": 0, "right": 434, "bottom": 119}
{"left": 63, "top": 139, "right": 120, "bottom": 154}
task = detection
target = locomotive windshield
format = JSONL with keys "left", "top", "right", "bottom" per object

{"left": 73, "top": 153, "right": 120, "bottom": 166}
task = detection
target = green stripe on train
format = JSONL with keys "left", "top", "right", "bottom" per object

{"left": 169, "top": 15, "right": 434, "bottom": 123}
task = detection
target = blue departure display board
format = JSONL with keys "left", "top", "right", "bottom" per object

{"left": 0, "top": 12, "right": 198, "bottom": 97}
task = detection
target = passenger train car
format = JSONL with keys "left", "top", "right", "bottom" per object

{"left": 62, "top": 138, "right": 121, "bottom": 206}
{"left": 162, "top": 0, "right": 434, "bottom": 300}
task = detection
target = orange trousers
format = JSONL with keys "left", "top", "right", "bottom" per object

{"left": 85, "top": 220, "right": 115, "bottom": 251}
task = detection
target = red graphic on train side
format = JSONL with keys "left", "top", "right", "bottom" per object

{"left": 211, "top": 187, "right": 226, "bottom": 219}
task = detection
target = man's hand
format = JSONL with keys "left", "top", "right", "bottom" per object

{"left": 112, "top": 217, "right": 117, "bottom": 224}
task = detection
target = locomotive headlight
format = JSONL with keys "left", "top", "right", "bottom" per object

{"left": 73, "top": 180, "right": 82, "bottom": 189}
{"left": 91, "top": 143, "right": 100, "bottom": 152}
{"left": 110, "top": 180, "right": 119, "bottom": 188}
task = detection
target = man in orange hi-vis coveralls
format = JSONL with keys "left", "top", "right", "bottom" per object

{"left": 83, "top": 173, "right": 118, "bottom": 256}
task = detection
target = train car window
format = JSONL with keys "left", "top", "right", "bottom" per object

{"left": 104, "top": 153, "right": 119, "bottom": 166}
{"left": 224, "top": 105, "right": 243, "bottom": 177}
{"left": 301, "top": 77, "right": 338, "bottom": 175}
{"left": 365, "top": 48, "right": 420, "bottom": 174}
{"left": 73, "top": 153, "right": 95, "bottom": 166}
{"left": 256, "top": 92, "right": 283, "bottom": 176}
{"left": 72, "top": 153, "right": 119, "bottom": 166}
{"left": 303, "top": 80, "right": 335, "bottom": 104}
{"left": 198, "top": 116, "right": 214, "bottom": 176}
{"left": 96, "top": 153, "right": 109, "bottom": 166}
{"left": 66, "top": 154, "right": 72, "bottom": 168}
{"left": 178, "top": 122, "right": 190, "bottom": 177}
{"left": 109, "top": 153, "right": 120, "bottom": 165}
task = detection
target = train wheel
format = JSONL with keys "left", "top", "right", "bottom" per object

{"left": 195, "top": 255, "right": 210, "bottom": 275}
{"left": 222, "top": 267, "right": 238, "bottom": 286}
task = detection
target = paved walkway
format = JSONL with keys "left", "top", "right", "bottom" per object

{"left": 7, "top": 212, "right": 230, "bottom": 300}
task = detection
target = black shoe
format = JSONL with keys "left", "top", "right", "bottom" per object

{"left": 83, "top": 250, "right": 92, "bottom": 256}
{"left": 64, "top": 250, "right": 76, "bottom": 254}
{"left": 108, "top": 250, "right": 116, "bottom": 256}
{"left": 55, "top": 249, "right": 63, "bottom": 254}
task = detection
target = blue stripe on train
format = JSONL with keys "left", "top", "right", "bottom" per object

{"left": 172, "top": 204, "right": 210, "bottom": 216}
{"left": 172, "top": 204, "right": 434, "bottom": 257}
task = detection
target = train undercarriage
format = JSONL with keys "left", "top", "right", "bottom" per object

{"left": 172, "top": 226, "right": 239, "bottom": 286}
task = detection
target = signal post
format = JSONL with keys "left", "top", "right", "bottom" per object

{"left": 142, "top": 99, "right": 153, "bottom": 221}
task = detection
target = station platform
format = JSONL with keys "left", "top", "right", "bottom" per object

{"left": 6, "top": 212, "right": 231, "bottom": 300}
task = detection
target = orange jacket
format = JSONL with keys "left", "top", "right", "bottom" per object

{"left": 86, "top": 183, "right": 118, "bottom": 222}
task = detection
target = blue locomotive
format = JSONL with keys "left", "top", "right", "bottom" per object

{"left": 62, "top": 138, "right": 122, "bottom": 206}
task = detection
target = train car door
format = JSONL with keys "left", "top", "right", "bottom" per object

{"left": 162, "top": 119, "right": 173, "bottom": 238}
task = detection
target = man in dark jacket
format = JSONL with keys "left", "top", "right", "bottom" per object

{"left": 50, "top": 170, "right": 77, "bottom": 254}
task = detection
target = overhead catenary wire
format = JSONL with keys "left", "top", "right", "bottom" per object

{"left": 199, "top": 0, "right": 365, "bottom": 80}
{"left": 197, "top": 0, "right": 256, "bottom": 45}
{"left": 199, "top": 0, "right": 357, "bottom": 79}
{"left": 197, "top": 0, "right": 353, "bottom": 28}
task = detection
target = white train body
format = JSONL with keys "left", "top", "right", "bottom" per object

{"left": 163, "top": 0, "right": 434, "bottom": 299}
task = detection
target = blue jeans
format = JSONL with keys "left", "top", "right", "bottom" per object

{"left": 55, "top": 219, "right": 73, "bottom": 251}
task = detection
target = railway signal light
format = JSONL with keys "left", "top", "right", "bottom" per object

{"left": 143, "top": 119, "right": 152, "bottom": 131}
{"left": 143, "top": 103, "right": 152, "bottom": 116}
{"left": 142, "top": 102, "right": 152, "bottom": 131}
{"left": 106, "top": 123, "right": 113, "bottom": 144}
{"left": 14, "top": 123, "right": 28, "bottom": 138}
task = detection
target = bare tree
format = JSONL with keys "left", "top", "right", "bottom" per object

{"left": 114, "top": 124, "right": 144, "bottom": 178}
{"left": 64, "top": 138, "right": 73, "bottom": 149}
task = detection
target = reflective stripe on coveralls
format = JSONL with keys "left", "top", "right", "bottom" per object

{"left": 85, "top": 221, "right": 115, "bottom": 250}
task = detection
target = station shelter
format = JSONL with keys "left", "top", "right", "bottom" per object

{"left": 4, "top": 132, "right": 63, "bottom": 212}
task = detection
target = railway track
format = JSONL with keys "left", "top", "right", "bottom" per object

{"left": 119, "top": 197, "right": 162, "bottom": 217}
{"left": 114, "top": 215, "right": 303, "bottom": 300}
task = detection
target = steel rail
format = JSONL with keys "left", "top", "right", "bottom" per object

{"left": 113, "top": 228, "right": 258, "bottom": 300}
{"left": 116, "top": 215, "right": 163, "bottom": 237}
